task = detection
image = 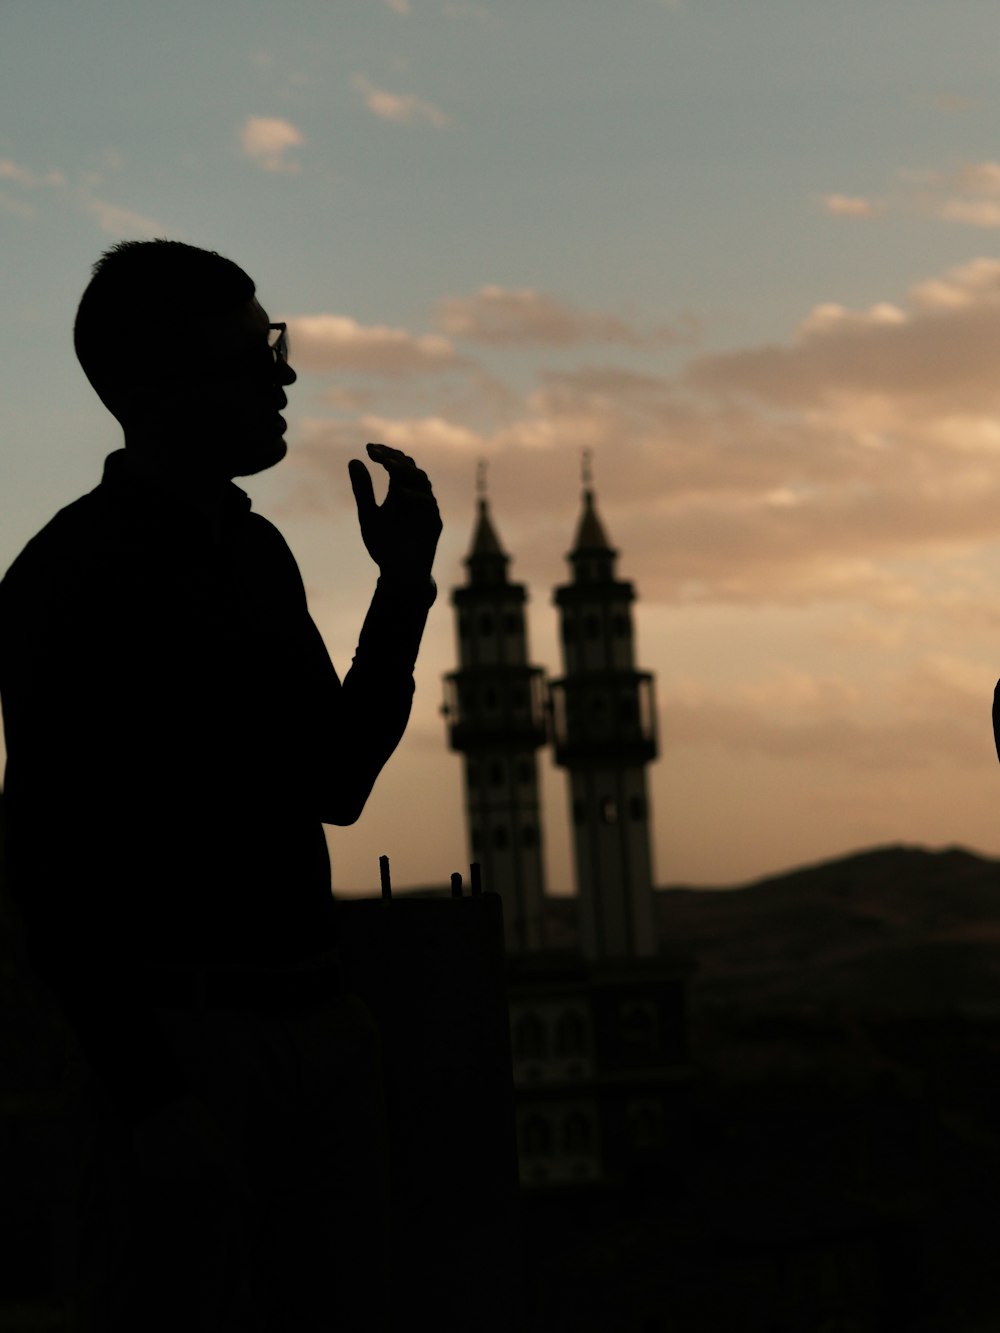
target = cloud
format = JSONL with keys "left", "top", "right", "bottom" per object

{"left": 285, "top": 255, "right": 1000, "bottom": 616}
{"left": 352, "top": 75, "right": 448, "bottom": 127}
{"left": 286, "top": 314, "right": 466, "bottom": 376}
{"left": 82, "top": 196, "right": 163, "bottom": 238}
{"left": 436, "top": 285, "right": 696, "bottom": 347}
{"left": 665, "top": 655, "right": 988, "bottom": 771}
{"left": 935, "top": 198, "right": 1000, "bottom": 228}
{"left": 241, "top": 115, "right": 304, "bottom": 172}
{"left": 818, "top": 193, "right": 882, "bottom": 219}
{"left": 686, "top": 257, "right": 1000, "bottom": 411}
{"left": 383, "top": 0, "right": 411, "bottom": 12}
{"left": 0, "top": 158, "right": 65, "bottom": 189}
{"left": 820, "top": 160, "right": 1000, "bottom": 229}
{"left": 0, "top": 152, "right": 164, "bottom": 237}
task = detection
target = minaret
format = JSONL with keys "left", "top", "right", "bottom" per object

{"left": 549, "top": 456, "right": 659, "bottom": 959}
{"left": 443, "top": 467, "right": 549, "bottom": 952}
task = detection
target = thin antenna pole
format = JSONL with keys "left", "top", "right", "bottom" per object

{"left": 476, "top": 458, "right": 488, "bottom": 499}
{"left": 379, "top": 854, "right": 392, "bottom": 900}
{"left": 581, "top": 448, "right": 593, "bottom": 490}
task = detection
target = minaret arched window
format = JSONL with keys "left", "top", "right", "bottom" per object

{"left": 555, "top": 1010, "right": 588, "bottom": 1057}
{"left": 562, "top": 1111, "right": 593, "bottom": 1154}
{"left": 522, "top": 1116, "right": 553, "bottom": 1158}
{"left": 514, "top": 1011, "right": 546, "bottom": 1059}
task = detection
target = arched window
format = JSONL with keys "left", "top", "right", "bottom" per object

{"left": 479, "top": 612, "right": 494, "bottom": 636}
{"left": 522, "top": 1115, "right": 553, "bottom": 1158}
{"left": 555, "top": 1010, "right": 588, "bottom": 1057}
{"left": 627, "top": 1100, "right": 663, "bottom": 1150}
{"left": 619, "top": 1001, "right": 658, "bottom": 1054}
{"left": 562, "top": 1111, "right": 592, "bottom": 1154}
{"left": 514, "top": 1012, "right": 546, "bottom": 1060}
{"left": 600, "top": 797, "right": 618, "bottom": 825}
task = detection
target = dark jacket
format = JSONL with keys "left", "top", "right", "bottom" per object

{"left": 0, "top": 449, "right": 432, "bottom": 1123}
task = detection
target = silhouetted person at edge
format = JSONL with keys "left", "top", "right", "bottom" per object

{"left": 0, "top": 240, "right": 441, "bottom": 1332}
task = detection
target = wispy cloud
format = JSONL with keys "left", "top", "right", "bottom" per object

{"left": 823, "top": 159, "right": 1000, "bottom": 229}
{"left": 287, "top": 314, "right": 466, "bottom": 376}
{"left": 382, "top": 0, "right": 411, "bottom": 13}
{"left": 82, "top": 195, "right": 162, "bottom": 238}
{"left": 0, "top": 159, "right": 65, "bottom": 189}
{"left": 289, "top": 256, "right": 1000, "bottom": 616}
{"left": 0, "top": 152, "right": 164, "bottom": 238}
{"left": 437, "top": 285, "right": 696, "bottom": 346}
{"left": 240, "top": 115, "right": 304, "bottom": 172}
{"left": 352, "top": 74, "right": 449, "bottom": 127}
{"left": 817, "top": 193, "right": 883, "bottom": 219}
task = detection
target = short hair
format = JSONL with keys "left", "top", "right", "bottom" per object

{"left": 74, "top": 239, "right": 256, "bottom": 413}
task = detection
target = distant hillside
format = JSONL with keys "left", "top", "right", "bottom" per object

{"left": 540, "top": 844, "right": 1000, "bottom": 1018}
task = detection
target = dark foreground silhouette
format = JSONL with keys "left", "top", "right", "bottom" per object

{"left": 0, "top": 240, "right": 441, "bottom": 1331}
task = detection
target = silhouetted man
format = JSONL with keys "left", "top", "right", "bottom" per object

{"left": 0, "top": 240, "right": 441, "bottom": 1331}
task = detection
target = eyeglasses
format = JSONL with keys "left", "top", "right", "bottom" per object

{"left": 267, "top": 323, "right": 289, "bottom": 366}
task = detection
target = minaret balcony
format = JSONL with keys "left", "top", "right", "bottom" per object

{"left": 548, "top": 673, "right": 658, "bottom": 766}
{"left": 443, "top": 668, "right": 549, "bottom": 753}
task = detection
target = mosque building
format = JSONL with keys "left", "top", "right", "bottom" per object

{"left": 443, "top": 464, "right": 692, "bottom": 1190}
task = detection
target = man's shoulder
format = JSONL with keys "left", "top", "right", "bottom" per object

{"left": 2, "top": 487, "right": 107, "bottom": 591}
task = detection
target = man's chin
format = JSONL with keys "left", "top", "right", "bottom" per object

{"left": 230, "top": 433, "right": 288, "bottom": 478}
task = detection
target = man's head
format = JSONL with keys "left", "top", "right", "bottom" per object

{"left": 74, "top": 240, "right": 296, "bottom": 479}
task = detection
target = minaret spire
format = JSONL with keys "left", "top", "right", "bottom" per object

{"left": 443, "top": 475, "right": 549, "bottom": 952}
{"left": 550, "top": 468, "right": 659, "bottom": 959}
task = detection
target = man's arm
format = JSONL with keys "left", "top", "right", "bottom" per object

{"left": 310, "top": 443, "right": 441, "bottom": 824}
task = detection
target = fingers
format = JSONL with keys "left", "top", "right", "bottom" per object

{"left": 366, "top": 441, "right": 433, "bottom": 494}
{"left": 348, "top": 458, "right": 377, "bottom": 520}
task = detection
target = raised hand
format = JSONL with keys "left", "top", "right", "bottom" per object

{"left": 348, "top": 442, "right": 442, "bottom": 586}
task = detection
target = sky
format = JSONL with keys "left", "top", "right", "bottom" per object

{"left": 4, "top": 0, "right": 1000, "bottom": 895}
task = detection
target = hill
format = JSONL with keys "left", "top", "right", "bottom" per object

{"left": 539, "top": 843, "right": 1000, "bottom": 1018}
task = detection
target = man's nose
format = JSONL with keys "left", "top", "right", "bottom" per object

{"left": 277, "top": 359, "right": 297, "bottom": 387}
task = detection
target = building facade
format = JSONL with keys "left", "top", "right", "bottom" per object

{"left": 444, "top": 476, "right": 690, "bottom": 1191}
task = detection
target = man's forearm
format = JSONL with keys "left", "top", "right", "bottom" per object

{"left": 317, "top": 576, "right": 436, "bottom": 824}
